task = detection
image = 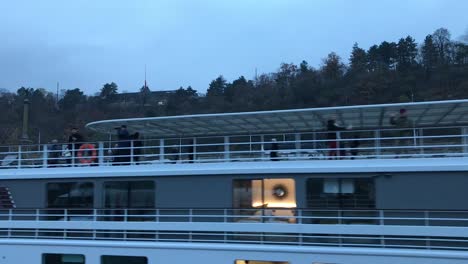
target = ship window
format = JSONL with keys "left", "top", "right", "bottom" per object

{"left": 47, "top": 182, "right": 94, "bottom": 208}
{"left": 306, "top": 178, "right": 375, "bottom": 208}
{"left": 233, "top": 179, "right": 296, "bottom": 223}
{"left": 234, "top": 260, "right": 289, "bottom": 264}
{"left": 101, "top": 255, "right": 147, "bottom": 264}
{"left": 104, "top": 181, "right": 155, "bottom": 208}
{"left": 43, "top": 253, "right": 85, "bottom": 264}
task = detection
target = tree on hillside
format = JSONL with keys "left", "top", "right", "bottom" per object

{"left": 100, "top": 82, "right": 118, "bottom": 100}
{"left": 206, "top": 76, "right": 227, "bottom": 97}
{"left": 60, "top": 88, "right": 86, "bottom": 109}
{"left": 432, "top": 28, "right": 453, "bottom": 65}
{"left": 349, "top": 43, "right": 367, "bottom": 75}
{"left": 321, "top": 52, "right": 345, "bottom": 80}
{"left": 421, "top": 34, "right": 438, "bottom": 71}
{"left": 397, "top": 36, "right": 418, "bottom": 71}
{"left": 166, "top": 86, "right": 199, "bottom": 115}
{"left": 16, "top": 87, "right": 34, "bottom": 98}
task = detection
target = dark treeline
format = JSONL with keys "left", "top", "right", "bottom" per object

{"left": 0, "top": 28, "right": 467, "bottom": 144}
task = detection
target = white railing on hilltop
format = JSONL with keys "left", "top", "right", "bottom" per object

{"left": 1, "top": 126, "right": 468, "bottom": 168}
{"left": 1, "top": 208, "right": 468, "bottom": 251}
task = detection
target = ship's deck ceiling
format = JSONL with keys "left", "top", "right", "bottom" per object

{"left": 86, "top": 99, "right": 468, "bottom": 138}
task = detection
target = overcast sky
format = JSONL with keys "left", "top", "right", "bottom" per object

{"left": 0, "top": 0, "right": 466, "bottom": 94}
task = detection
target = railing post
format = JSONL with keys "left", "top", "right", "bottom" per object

{"left": 71, "top": 144, "right": 75, "bottom": 166}
{"left": 295, "top": 133, "right": 301, "bottom": 157}
{"left": 42, "top": 144, "right": 48, "bottom": 168}
{"left": 313, "top": 131, "right": 317, "bottom": 150}
{"left": 124, "top": 209, "right": 128, "bottom": 222}
{"left": 224, "top": 136, "right": 230, "bottom": 162}
{"left": 189, "top": 209, "right": 193, "bottom": 222}
{"left": 419, "top": 129, "right": 424, "bottom": 156}
{"left": 375, "top": 130, "right": 381, "bottom": 158}
{"left": 379, "top": 210, "right": 384, "bottom": 225}
{"left": 337, "top": 131, "right": 341, "bottom": 158}
{"left": 130, "top": 140, "right": 135, "bottom": 165}
{"left": 36, "top": 209, "right": 40, "bottom": 221}
{"left": 462, "top": 127, "right": 468, "bottom": 155}
{"left": 64, "top": 209, "right": 68, "bottom": 221}
{"left": 93, "top": 209, "right": 97, "bottom": 222}
{"left": 192, "top": 137, "right": 197, "bottom": 162}
{"left": 159, "top": 139, "right": 165, "bottom": 162}
{"left": 17, "top": 146, "right": 22, "bottom": 169}
{"left": 260, "top": 135, "right": 265, "bottom": 160}
{"left": 98, "top": 142, "right": 104, "bottom": 166}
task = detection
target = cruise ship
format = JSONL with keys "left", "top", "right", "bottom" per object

{"left": 1, "top": 99, "right": 468, "bottom": 264}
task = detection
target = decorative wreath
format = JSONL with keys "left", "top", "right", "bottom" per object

{"left": 272, "top": 184, "right": 288, "bottom": 200}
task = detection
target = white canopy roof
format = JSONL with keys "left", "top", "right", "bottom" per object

{"left": 86, "top": 99, "right": 468, "bottom": 138}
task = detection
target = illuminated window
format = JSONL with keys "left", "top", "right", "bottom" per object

{"left": 43, "top": 254, "right": 85, "bottom": 264}
{"left": 233, "top": 179, "right": 296, "bottom": 223}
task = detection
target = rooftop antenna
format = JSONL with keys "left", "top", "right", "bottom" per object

{"left": 144, "top": 64, "right": 147, "bottom": 90}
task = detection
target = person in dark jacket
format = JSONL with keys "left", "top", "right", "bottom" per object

{"left": 389, "top": 108, "right": 413, "bottom": 157}
{"left": 67, "top": 127, "right": 84, "bottom": 164}
{"left": 115, "top": 125, "right": 131, "bottom": 165}
{"left": 48, "top": 139, "right": 62, "bottom": 167}
{"left": 327, "top": 118, "right": 349, "bottom": 158}
{"left": 270, "top": 138, "right": 279, "bottom": 161}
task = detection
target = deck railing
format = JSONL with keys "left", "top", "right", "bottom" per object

{"left": 1, "top": 125, "right": 468, "bottom": 168}
{"left": 1, "top": 208, "right": 468, "bottom": 251}
{"left": 1, "top": 208, "right": 468, "bottom": 226}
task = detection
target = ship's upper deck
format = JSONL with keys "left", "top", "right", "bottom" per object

{"left": 1, "top": 99, "right": 468, "bottom": 170}
{"left": 86, "top": 99, "right": 468, "bottom": 137}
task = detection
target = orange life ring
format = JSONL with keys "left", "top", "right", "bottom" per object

{"left": 77, "top": 144, "right": 97, "bottom": 164}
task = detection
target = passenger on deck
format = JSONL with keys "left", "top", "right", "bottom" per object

{"left": 48, "top": 139, "right": 61, "bottom": 167}
{"left": 326, "top": 118, "right": 350, "bottom": 159}
{"left": 270, "top": 138, "right": 279, "bottom": 161}
{"left": 187, "top": 139, "right": 194, "bottom": 163}
{"left": 67, "top": 127, "right": 84, "bottom": 164}
{"left": 390, "top": 109, "right": 414, "bottom": 157}
{"left": 115, "top": 125, "right": 131, "bottom": 165}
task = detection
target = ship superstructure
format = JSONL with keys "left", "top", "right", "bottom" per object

{"left": 1, "top": 100, "right": 468, "bottom": 264}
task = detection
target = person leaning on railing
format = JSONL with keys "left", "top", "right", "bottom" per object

{"left": 389, "top": 108, "right": 414, "bottom": 157}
